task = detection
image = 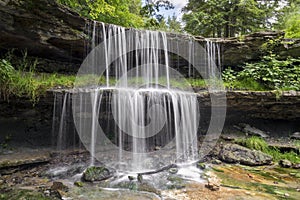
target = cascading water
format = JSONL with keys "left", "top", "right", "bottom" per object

{"left": 205, "top": 39, "right": 221, "bottom": 78}
{"left": 53, "top": 21, "right": 222, "bottom": 173}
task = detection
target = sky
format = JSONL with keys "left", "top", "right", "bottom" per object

{"left": 147, "top": 0, "right": 188, "bottom": 21}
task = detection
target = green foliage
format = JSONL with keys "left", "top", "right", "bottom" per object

{"left": 285, "top": 12, "right": 300, "bottom": 38}
{"left": 236, "top": 136, "right": 269, "bottom": 152}
{"left": 222, "top": 67, "right": 237, "bottom": 83}
{"left": 57, "top": 0, "right": 145, "bottom": 28}
{"left": 56, "top": 0, "right": 178, "bottom": 30}
{"left": 238, "top": 55, "right": 300, "bottom": 90}
{"left": 275, "top": 0, "right": 300, "bottom": 38}
{"left": 141, "top": 0, "right": 174, "bottom": 29}
{"left": 0, "top": 53, "right": 76, "bottom": 103}
{"left": 236, "top": 136, "right": 300, "bottom": 163}
{"left": 182, "top": 0, "right": 278, "bottom": 37}
{"left": 166, "top": 15, "right": 183, "bottom": 33}
{"left": 222, "top": 68, "right": 266, "bottom": 91}
{"left": 222, "top": 56, "right": 300, "bottom": 91}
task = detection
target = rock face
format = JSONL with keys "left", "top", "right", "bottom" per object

{"left": 0, "top": 0, "right": 87, "bottom": 73}
{"left": 198, "top": 90, "right": 300, "bottom": 120}
{"left": 218, "top": 143, "right": 273, "bottom": 166}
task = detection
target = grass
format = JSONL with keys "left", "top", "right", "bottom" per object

{"left": 0, "top": 58, "right": 76, "bottom": 103}
{"left": 0, "top": 51, "right": 297, "bottom": 104}
{"left": 236, "top": 136, "right": 300, "bottom": 163}
{"left": 223, "top": 78, "right": 267, "bottom": 91}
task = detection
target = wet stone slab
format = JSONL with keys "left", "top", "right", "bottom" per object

{"left": 0, "top": 149, "right": 51, "bottom": 173}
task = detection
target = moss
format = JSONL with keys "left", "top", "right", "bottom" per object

{"left": 0, "top": 189, "right": 53, "bottom": 200}
{"left": 235, "top": 136, "right": 300, "bottom": 163}
{"left": 235, "top": 136, "right": 269, "bottom": 152}
{"left": 215, "top": 168, "right": 298, "bottom": 200}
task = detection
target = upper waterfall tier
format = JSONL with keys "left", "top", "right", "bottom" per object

{"left": 1, "top": 0, "right": 299, "bottom": 74}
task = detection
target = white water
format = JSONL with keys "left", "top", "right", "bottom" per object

{"left": 205, "top": 39, "right": 221, "bottom": 78}
{"left": 53, "top": 22, "right": 222, "bottom": 172}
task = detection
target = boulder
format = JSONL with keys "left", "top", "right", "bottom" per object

{"left": 205, "top": 173, "right": 220, "bottom": 191}
{"left": 82, "top": 166, "right": 113, "bottom": 182}
{"left": 218, "top": 143, "right": 272, "bottom": 166}
{"left": 279, "top": 159, "right": 292, "bottom": 168}
{"left": 238, "top": 123, "right": 269, "bottom": 138}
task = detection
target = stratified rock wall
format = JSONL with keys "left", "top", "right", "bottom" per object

{"left": 0, "top": 0, "right": 87, "bottom": 72}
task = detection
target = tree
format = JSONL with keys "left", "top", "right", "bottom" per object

{"left": 182, "top": 0, "right": 280, "bottom": 37}
{"left": 141, "top": 0, "right": 175, "bottom": 28}
{"left": 275, "top": 0, "right": 300, "bottom": 38}
{"left": 167, "top": 15, "right": 182, "bottom": 33}
{"left": 56, "top": 0, "right": 145, "bottom": 28}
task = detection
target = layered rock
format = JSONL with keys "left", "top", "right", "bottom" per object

{"left": 0, "top": 0, "right": 87, "bottom": 73}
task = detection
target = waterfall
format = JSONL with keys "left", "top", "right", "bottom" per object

{"left": 52, "top": 21, "right": 223, "bottom": 172}
{"left": 205, "top": 39, "right": 221, "bottom": 78}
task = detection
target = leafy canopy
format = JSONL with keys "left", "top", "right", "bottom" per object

{"left": 182, "top": 0, "right": 281, "bottom": 37}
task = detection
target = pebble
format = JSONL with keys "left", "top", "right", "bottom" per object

{"left": 212, "top": 159, "right": 222, "bottom": 165}
{"left": 284, "top": 193, "right": 289, "bottom": 197}
{"left": 44, "top": 190, "right": 50, "bottom": 196}
{"left": 169, "top": 168, "right": 178, "bottom": 174}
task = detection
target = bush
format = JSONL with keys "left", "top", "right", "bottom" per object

{"left": 222, "top": 56, "right": 300, "bottom": 90}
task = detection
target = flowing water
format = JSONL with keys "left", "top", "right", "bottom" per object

{"left": 53, "top": 22, "right": 222, "bottom": 173}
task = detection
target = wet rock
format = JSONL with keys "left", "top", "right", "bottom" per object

{"left": 0, "top": 151, "right": 51, "bottom": 171}
{"left": 168, "top": 168, "right": 178, "bottom": 174}
{"left": 128, "top": 176, "right": 135, "bottom": 181}
{"left": 211, "top": 159, "right": 222, "bottom": 165}
{"left": 205, "top": 174, "right": 220, "bottom": 191}
{"left": 196, "top": 162, "right": 206, "bottom": 170}
{"left": 290, "top": 132, "right": 300, "bottom": 140}
{"left": 218, "top": 144, "right": 272, "bottom": 166}
{"left": 292, "top": 163, "right": 300, "bottom": 169}
{"left": 137, "top": 174, "right": 143, "bottom": 183}
{"left": 45, "top": 164, "right": 86, "bottom": 179}
{"left": 82, "top": 166, "right": 112, "bottom": 182}
{"left": 43, "top": 189, "right": 51, "bottom": 197}
{"left": 51, "top": 181, "right": 68, "bottom": 192}
{"left": 167, "top": 176, "right": 185, "bottom": 189}
{"left": 279, "top": 159, "right": 292, "bottom": 168}
{"left": 138, "top": 182, "right": 161, "bottom": 195}
{"left": 74, "top": 181, "right": 84, "bottom": 187}
{"left": 238, "top": 123, "right": 269, "bottom": 138}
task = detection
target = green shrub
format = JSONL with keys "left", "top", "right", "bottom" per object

{"left": 223, "top": 56, "right": 300, "bottom": 91}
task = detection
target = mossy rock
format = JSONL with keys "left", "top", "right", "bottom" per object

{"left": 82, "top": 166, "right": 112, "bottom": 182}
{"left": 218, "top": 144, "right": 273, "bottom": 166}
